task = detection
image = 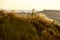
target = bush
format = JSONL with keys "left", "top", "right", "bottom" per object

{"left": 0, "top": 10, "right": 60, "bottom": 40}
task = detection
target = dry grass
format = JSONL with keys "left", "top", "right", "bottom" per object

{"left": 0, "top": 10, "right": 60, "bottom": 40}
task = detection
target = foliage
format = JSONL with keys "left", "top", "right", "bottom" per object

{"left": 0, "top": 10, "right": 60, "bottom": 40}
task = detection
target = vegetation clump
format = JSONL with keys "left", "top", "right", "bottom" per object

{"left": 0, "top": 10, "right": 60, "bottom": 40}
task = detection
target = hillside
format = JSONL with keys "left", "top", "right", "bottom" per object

{"left": 0, "top": 10, "right": 60, "bottom": 40}
{"left": 39, "top": 10, "right": 60, "bottom": 22}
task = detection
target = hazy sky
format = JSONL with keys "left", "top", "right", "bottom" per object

{"left": 0, "top": 0, "right": 60, "bottom": 10}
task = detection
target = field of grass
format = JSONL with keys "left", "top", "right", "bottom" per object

{"left": 0, "top": 10, "right": 60, "bottom": 40}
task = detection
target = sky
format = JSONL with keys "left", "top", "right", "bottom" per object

{"left": 0, "top": 0, "right": 60, "bottom": 10}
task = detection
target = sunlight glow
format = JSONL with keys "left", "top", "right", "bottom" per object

{"left": 0, "top": 0, "right": 60, "bottom": 10}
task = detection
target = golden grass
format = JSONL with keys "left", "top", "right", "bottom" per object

{"left": 0, "top": 10, "right": 60, "bottom": 40}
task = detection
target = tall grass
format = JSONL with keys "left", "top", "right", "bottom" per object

{"left": 0, "top": 10, "right": 60, "bottom": 40}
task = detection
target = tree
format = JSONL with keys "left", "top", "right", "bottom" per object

{"left": 31, "top": 9, "right": 35, "bottom": 17}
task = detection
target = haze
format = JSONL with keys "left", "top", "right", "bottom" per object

{"left": 0, "top": 0, "right": 60, "bottom": 10}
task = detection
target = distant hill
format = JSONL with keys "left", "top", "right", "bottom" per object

{"left": 38, "top": 10, "right": 60, "bottom": 22}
